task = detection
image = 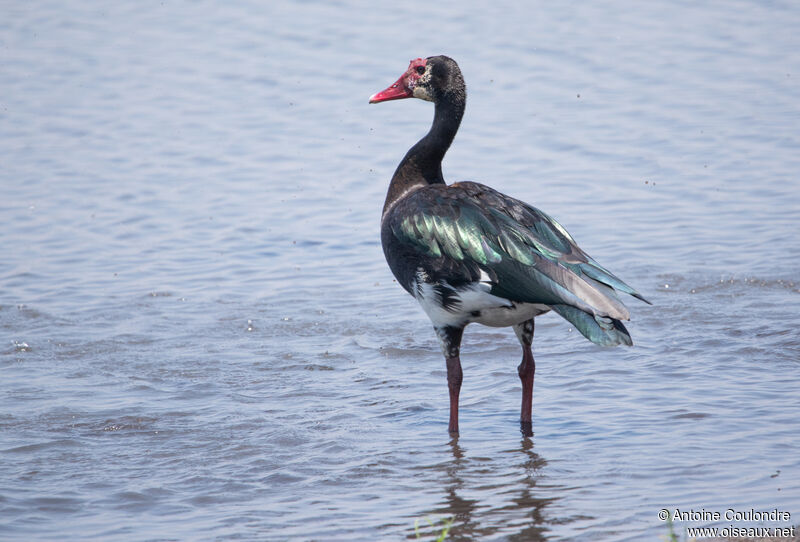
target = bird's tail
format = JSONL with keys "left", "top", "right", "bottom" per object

{"left": 551, "top": 304, "right": 633, "bottom": 347}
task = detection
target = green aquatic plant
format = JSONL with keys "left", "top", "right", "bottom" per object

{"left": 664, "top": 522, "right": 679, "bottom": 542}
{"left": 415, "top": 516, "right": 454, "bottom": 541}
{"left": 661, "top": 515, "right": 683, "bottom": 542}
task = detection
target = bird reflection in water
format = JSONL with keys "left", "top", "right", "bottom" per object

{"left": 412, "top": 436, "right": 554, "bottom": 541}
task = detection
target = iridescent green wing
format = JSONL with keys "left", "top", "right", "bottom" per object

{"left": 457, "top": 182, "right": 651, "bottom": 305}
{"left": 388, "top": 184, "right": 640, "bottom": 320}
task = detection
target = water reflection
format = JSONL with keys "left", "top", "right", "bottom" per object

{"left": 506, "top": 437, "right": 552, "bottom": 542}
{"left": 3, "top": 1, "right": 798, "bottom": 539}
{"left": 413, "top": 436, "right": 554, "bottom": 541}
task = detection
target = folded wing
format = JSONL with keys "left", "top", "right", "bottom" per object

{"left": 386, "top": 181, "right": 649, "bottom": 346}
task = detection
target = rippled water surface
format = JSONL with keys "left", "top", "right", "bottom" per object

{"left": 2, "top": 2, "right": 799, "bottom": 540}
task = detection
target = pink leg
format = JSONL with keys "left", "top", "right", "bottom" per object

{"left": 518, "top": 345, "right": 535, "bottom": 436}
{"left": 514, "top": 319, "right": 535, "bottom": 437}
{"left": 446, "top": 355, "right": 463, "bottom": 435}
{"left": 436, "top": 326, "right": 465, "bottom": 435}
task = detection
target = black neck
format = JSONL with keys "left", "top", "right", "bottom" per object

{"left": 382, "top": 95, "right": 465, "bottom": 214}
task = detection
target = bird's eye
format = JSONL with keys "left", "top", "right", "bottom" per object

{"left": 415, "top": 65, "right": 425, "bottom": 75}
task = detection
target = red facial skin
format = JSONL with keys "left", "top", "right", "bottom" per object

{"left": 369, "top": 58, "right": 427, "bottom": 103}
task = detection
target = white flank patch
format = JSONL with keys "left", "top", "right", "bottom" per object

{"left": 413, "top": 278, "right": 548, "bottom": 329}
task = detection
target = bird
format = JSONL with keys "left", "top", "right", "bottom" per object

{"left": 369, "top": 55, "right": 650, "bottom": 436}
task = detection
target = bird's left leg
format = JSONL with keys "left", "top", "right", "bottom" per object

{"left": 513, "top": 319, "right": 535, "bottom": 437}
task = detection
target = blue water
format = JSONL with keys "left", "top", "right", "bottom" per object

{"left": 1, "top": 1, "right": 799, "bottom": 540}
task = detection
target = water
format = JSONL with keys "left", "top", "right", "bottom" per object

{"left": 1, "top": 1, "right": 799, "bottom": 540}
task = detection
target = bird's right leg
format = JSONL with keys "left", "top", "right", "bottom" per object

{"left": 435, "top": 326, "right": 465, "bottom": 436}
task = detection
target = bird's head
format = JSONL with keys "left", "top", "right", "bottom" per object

{"left": 369, "top": 56, "right": 463, "bottom": 105}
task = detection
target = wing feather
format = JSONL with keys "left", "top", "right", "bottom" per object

{"left": 386, "top": 182, "right": 648, "bottom": 323}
